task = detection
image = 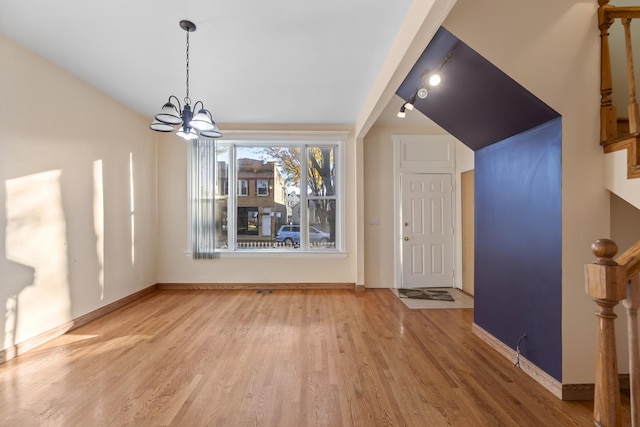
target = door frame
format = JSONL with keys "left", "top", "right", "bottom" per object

{"left": 392, "top": 135, "right": 456, "bottom": 289}
{"left": 461, "top": 169, "right": 475, "bottom": 296}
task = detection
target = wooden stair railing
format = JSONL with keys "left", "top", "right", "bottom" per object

{"left": 586, "top": 238, "right": 640, "bottom": 426}
{"left": 599, "top": 1, "right": 640, "bottom": 179}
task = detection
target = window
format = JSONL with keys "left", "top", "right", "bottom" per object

{"left": 189, "top": 134, "right": 345, "bottom": 254}
{"left": 238, "top": 179, "right": 248, "bottom": 196}
{"left": 257, "top": 179, "right": 269, "bottom": 196}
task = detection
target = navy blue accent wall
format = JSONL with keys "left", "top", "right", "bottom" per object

{"left": 475, "top": 118, "right": 562, "bottom": 381}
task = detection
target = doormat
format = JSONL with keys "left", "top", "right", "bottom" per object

{"left": 398, "top": 288, "right": 454, "bottom": 301}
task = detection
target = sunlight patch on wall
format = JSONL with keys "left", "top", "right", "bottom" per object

{"left": 5, "top": 170, "right": 71, "bottom": 345}
{"left": 93, "top": 160, "right": 105, "bottom": 300}
{"left": 129, "top": 152, "right": 135, "bottom": 266}
{"left": 4, "top": 296, "right": 18, "bottom": 350}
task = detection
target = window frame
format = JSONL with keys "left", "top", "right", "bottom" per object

{"left": 188, "top": 131, "right": 347, "bottom": 256}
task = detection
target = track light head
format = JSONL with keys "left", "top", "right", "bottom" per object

{"left": 428, "top": 73, "right": 441, "bottom": 87}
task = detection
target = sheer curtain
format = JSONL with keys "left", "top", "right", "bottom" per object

{"left": 189, "top": 139, "right": 216, "bottom": 259}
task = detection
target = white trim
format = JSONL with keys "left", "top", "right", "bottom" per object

{"left": 472, "top": 323, "right": 563, "bottom": 400}
{"left": 220, "top": 129, "right": 351, "bottom": 141}
{"left": 194, "top": 132, "right": 347, "bottom": 254}
{"left": 184, "top": 250, "right": 349, "bottom": 259}
{"left": 300, "top": 147, "right": 310, "bottom": 247}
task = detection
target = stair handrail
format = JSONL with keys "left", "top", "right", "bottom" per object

{"left": 616, "top": 239, "right": 640, "bottom": 279}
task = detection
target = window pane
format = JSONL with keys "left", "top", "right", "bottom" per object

{"left": 307, "top": 146, "right": 336, "bottom": 197}
{"left": 235, "top": 146, "right": 300, "bottom": 250}
{"left": 307, "top": 200, "right": 335, "bottom": 249}
{"left": 215, "top": 143, "right": 230, "bottom": 249}
{"left": 306, "top": 145, "right": 337, "bottom": 249}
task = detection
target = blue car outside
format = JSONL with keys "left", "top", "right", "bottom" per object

{"left": 275, "top": 225, "right": 330, "bottom": 244}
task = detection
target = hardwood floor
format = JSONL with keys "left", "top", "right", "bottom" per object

{"left": 0, "top": 289, "right": 626, "bottom": 426}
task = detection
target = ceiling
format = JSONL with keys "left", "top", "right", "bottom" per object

{"left": 0, "top": 0, "right": 415, "bottom": 126}
{"left": 396, "top": 27, "right": 560, "bottom": 150}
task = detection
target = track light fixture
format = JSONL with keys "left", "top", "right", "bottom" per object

{"left": 404, "top": 93, "right": 416, "bottom": 111}
{"left": 400, "top": 43, "right": 460, "bottom": 116}
{"left": 399, "top": 92, "right": 417, "bottom": 118}
{"left": 422, "top": 43, "right": 458, "bottom": 92}
{"left": 150, "top": 20, "right": 222, "bottom": 140}
{"left": 397, "top": 104, "right": 406, "bottom": 118}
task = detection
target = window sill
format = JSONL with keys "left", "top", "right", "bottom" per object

{"left": 184, "top": 249, "right": 348, "bottom": 259}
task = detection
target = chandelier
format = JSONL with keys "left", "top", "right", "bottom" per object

{"left": 150, "top": 20, "right": 222, "bottom": 140}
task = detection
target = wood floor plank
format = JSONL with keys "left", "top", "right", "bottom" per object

{"left": 0, "top": 289, "right": 628, "bottom": 426}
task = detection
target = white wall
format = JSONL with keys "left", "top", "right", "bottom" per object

{"left": 605, "top": 149, "right": 640, "bottom": 209}
{"left": 454, "top": 135, "right": 474, "bottom": 289}
{"left": 0, "top": 35, "right": 158, "bottom": 353}
{"left": 444, "top": 0, "right": 606, "bottom": 384}
{"left": 155, "top": 128, "right": 358, "bottom": 284}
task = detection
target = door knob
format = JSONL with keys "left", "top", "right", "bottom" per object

{"left": 403, "top": 237, "right": 409, "bottom": 241}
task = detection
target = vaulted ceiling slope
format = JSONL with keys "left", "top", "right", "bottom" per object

{"left": 0, "top": 0, "right": 413, "bottom": 126}
{"left": 396, "top": 27, "right": 560, "bottom": 150}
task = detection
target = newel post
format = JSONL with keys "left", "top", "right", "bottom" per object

{"left": 586, "top": 239, "right": 627, "bottom": 427}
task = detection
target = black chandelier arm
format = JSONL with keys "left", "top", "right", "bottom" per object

{"left": 192, "top": 100, "right": 215, "bottom": 123}
{"left": 204, "top": 109, "right": 216, "bottom": 124}
{"left": 168, "top": 95, "right": 182, "bottom": 112}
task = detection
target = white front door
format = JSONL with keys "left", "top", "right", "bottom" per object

{"left": 401, "top": 173, "right": 454, "bottom": 288}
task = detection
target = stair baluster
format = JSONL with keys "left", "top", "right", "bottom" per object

{"left": 600, "top": 0, "right": 618, "bottom": 143}
{"left": 623, "top": 18, "right": 640, "bottom": 135}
